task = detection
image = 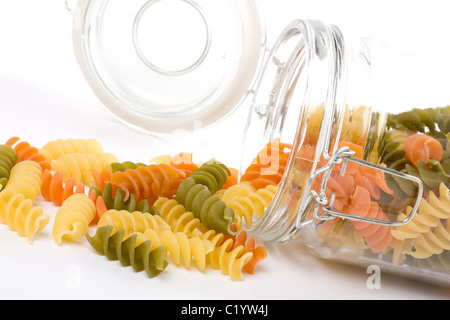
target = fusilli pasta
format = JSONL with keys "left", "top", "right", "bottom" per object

{"left": 39, "top": 138, "right": 105, "bottom": 161}
{"left": 0, "top": 189, "right": 50, "bottom": 242}
{"left": 109, "top": 163, "right": 186, "bottom": 205}
{"left": 53, "top": 193, "right": 96, "bottom": 244}
{"left": 41, "top": 170, "right": 86, "bottom": 206}
{"left": 51, "top": 152, "right": 119, "bottom": 185}
{"left": 175, "top": 177, "right": 235, "bottom": 235}
{"left": 153, "top": 196, "right": 207, "bottom": 235}
{"left": 241, "top": 138, "right": 291, "bottom": 190}
{"left": 141, "top": 228, "right": 213, "bottom": 271}
{"left": 97, "top": 209, "right": 170, "bottom": 237}
{"left": 86, "top": 225, "right": 168, "bottom": 278}
{"left": 222, "top": 182, "right": 277, "bottom": 229}
{"left": 0, "top": 144, "right": 17, "bottom": 190}
{"left": 5, "top": 137, "right": 51, "bottom": 171}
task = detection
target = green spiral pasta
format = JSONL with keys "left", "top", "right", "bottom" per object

{"left": 188, "top": 160, "right": 231, "bottom": 194}
{"left": 0, "top": 144, "right": 18, "bottom": 190}
{"left": 176, "top": 177, "right": 235, "bottom": 236}
{"left": 86, "top": 225, "right": 168, "bottom": 278}
{"left": 90, "top": 182, "right": 156, "bottom": 214}
{"left": 387, "top": 105, "right": 450, "bottom": 134}
{"left": 405, "top": 160, "right": 450, "bottom": 190}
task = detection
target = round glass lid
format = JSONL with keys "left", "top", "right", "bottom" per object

{"left": 72, "top": 0, "right": 266, "bottom": 133}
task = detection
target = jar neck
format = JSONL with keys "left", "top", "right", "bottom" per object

{"left": 244, "top": 19, "right": 379, "bottom": 243}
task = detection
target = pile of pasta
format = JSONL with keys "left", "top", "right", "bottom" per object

{"left": 0, "top": 136, "right": 281, "bottom": 281}
{"left": 312, "top": 105, "right": 450, "bottom": 270}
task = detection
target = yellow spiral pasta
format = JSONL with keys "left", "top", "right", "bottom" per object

{"left": 51, "top": 152, "right": 119, "bottom": 185}
{"left": 192, "top": 229, "right": 253, "bottom": 281}
{"left": 53, "top": 193, "right": 96, "bottom": 244}
{"left": 5, "top": 160, "right": 42, "bottom": 201}
{"left": 391, "top": 183, "right": 450, "bottom": 262}
{"left": 97, "top": 209, "right": 170, "bottom": 237}
{"left": 0, "top": 189, "right": 50, "bottom": 242}
{"left": 153, "top": 197, "right": 207, "bottom": 235}
{"left": 408, "top": 184, "right": 450, "bottom": 259}
{"left": 39, "top": 138, "right": 105, "bottom": 161}
{"left": 391, "top": 183, "right": 450, "bottom": 241}
{"left": 140, "top": 228, "right": 213, "bottom": 271}
{"left": 222, "top": 182, "right": 277, "bottom": 229}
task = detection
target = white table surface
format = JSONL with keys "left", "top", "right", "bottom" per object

{"left": 1, "top": 0, "right": 450, "bottom": 300}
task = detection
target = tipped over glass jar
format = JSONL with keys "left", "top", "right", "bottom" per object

{"left": 72, "top": 0, "right": 450, "bottom": 286}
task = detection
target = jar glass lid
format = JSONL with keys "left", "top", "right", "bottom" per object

{"left": 72, "top": 0, "right": 266, "bottom": 133}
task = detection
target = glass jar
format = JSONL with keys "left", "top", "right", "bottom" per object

{"left": 243, "top": 19, "right": 450, "bottom": 286}
{"left": 72, "top": 1, "right": 450, "bottom": 286}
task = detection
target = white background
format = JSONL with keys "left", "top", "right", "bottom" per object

{"left": 1, "top": 0, "right": 450, "bottom": 299}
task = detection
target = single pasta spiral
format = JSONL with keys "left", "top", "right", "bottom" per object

{"left": 0, "top": 144, "right": 17, "bottom": 190}
{"left": 188, "top": 161, "right": 231, "bottom": 193}
{"left": 39, "top": 138, "right": 105, "bottom": 161}
{"left": 41, "top": 170, "right": 86, "bottom": 206}
{"left": 86, "top": 225, "right": 168, "bottom": 278}
{"left": 53, "top": 193, "right": 96, "bottom": 244}
{"left": 395, "top": 183, "right": 450, "bottom": 259}
{"left": 391, "top": 184, "right": 450, "bottom": 242}
{"left": 222, "top": 182, "right": 277, "bottom": 229}
{"left": 90, "top": 182, "right": 154, "bottom": 214}
{"left": 0, "top": 189, "right": 50, "bottom": 242}
{"left": 109, "top": 163, "right": 186, "bottom": 205}
{"left": 153, "top": 196, "right": 207, "bottom": 235}
{"left": 345, "top": 186, "right": 397, "bottom": 253}
{"left": 241, "top": 138, "right": 291, "bottom": 190}
{"left": 176, "top": 177, "right": 235, "bottom": 235}
{"left": 97, "top": 209, "right": 170, "bottom": 237}
{"left": 141, "top": 228, "right": 214, "bottom": 271}
{"left": 5, "top": 160, "right": 42, "bottom": 202}
{"left": 197, "top": 230, "right": 253, "bottom": 281}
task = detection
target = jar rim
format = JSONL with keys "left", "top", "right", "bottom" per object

{"left": 72, "top": 0, "right": 266, "bottom": 134}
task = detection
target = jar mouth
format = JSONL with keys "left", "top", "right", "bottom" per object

{"left": 243, "top": 19, "right": 345, "bottom": 243}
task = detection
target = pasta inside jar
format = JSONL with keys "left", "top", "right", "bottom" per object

{"left": 242, "top": 19, "right": 450, "bottom": 285}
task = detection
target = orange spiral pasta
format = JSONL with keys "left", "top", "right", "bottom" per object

{"left": 5, "top": 137, "right": 51, "bottom": 171}
{"left": 91, "top": 169, "right": 113, "bottom": 190}
{"left": 109, "top": 163, "right": 186, "bottom": 206}
{"left": 241, "top": 138, "right": 292, "bottom": 189}
{"left": 403, "top": 133, "right": 444, "bottom": 167}
{"left": 169, "top": 152, "right": 199, "bottom": 176}
{"left": 190, "top": 228, "right": 267, "bottom": 280}
{"left": 231, "top": 230, "right": 268, "bottom": 274}
{"left": 200, "top": 230, "right": 253, "bottom": 281}
{"left": 41, "top": 170, "right": 86, "bottom": 206}
{"left": 345, "top": 186, "right": 397, "bottom": 253}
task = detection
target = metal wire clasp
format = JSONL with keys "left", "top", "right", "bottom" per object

{"left": 297, "top": 146, "right": 424, "bottom": 228}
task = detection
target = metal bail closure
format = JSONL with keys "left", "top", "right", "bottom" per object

{"left": 297, "top": 146, "right": 424, "bottom": 229}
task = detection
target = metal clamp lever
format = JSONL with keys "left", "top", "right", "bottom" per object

{"left": 300, "top": 146, "right": 424, "bottom": 228}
